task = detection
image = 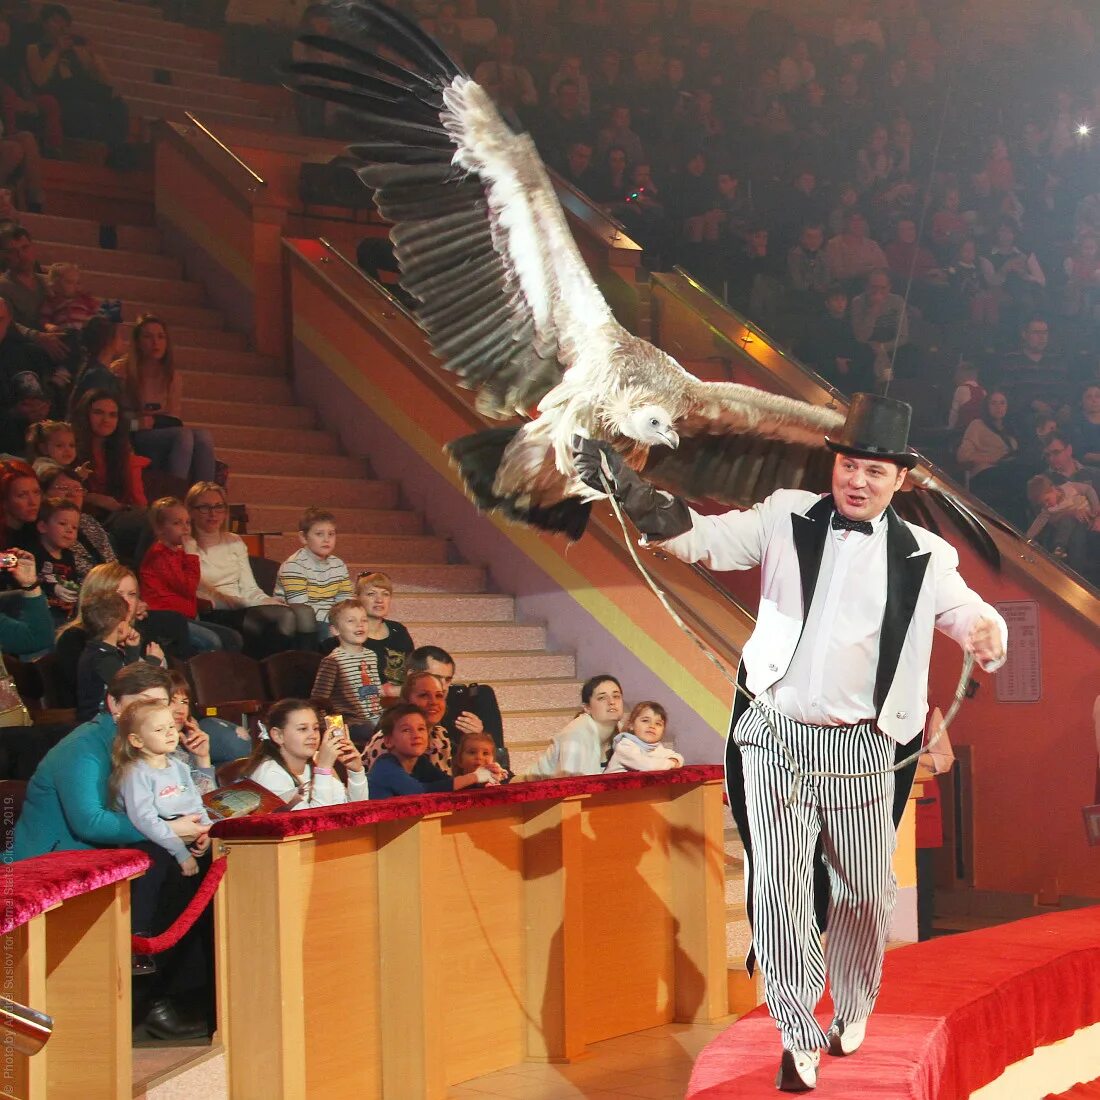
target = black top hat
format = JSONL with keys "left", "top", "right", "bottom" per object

{"left": 825, "top": 393, "right": 918, "bottom": 469}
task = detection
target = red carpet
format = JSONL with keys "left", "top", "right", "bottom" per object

{"left": 1047, "top": 1081, "right": 1100, "bottom": 1100}
{"left": 688, "top": 906, "right": 1100, "bottom": 1099}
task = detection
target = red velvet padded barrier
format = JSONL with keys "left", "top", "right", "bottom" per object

{"left": 0, "top": 849, "right": 152, "bottom": 935}
{"left": 1046, "top": 1079, "right": 1100, "bottom": 1100}
{"left": 210, "top": 763, "right": 724, "bottom": 840}
{"left": 687, "top": 905, "right": 1100, "bottom": 1099}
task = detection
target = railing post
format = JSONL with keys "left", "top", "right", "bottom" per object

{"left": 522, "top": 795, "right": 589, "bottom": 1063}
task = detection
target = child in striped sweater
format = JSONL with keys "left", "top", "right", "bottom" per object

{"left": 273, "top": 507, "right": 353, "bottom": 644}
{"left": 310, "top": 599, "right": 383, "bottom": 737}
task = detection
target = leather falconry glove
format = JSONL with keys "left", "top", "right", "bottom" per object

{"left": 572, "top": 436, "right": 692, "bottom": 540}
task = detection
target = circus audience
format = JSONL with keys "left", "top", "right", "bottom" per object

{"left": 605, "top": 700, "right": 683, "bottom": 773}
{"left": 362, "top": 668, "right": 453, "bottom": 773}
{"left": 0, "top": 546, "right": 50, "bottom": 656}
{"left": 309, "top": 597, "right": 383, "bottom": 738}
{"left": 273, "top": 506, "right": 353, "bottom": 644}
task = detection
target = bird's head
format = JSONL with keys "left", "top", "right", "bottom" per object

{"left": 622, "top": 405, "right": 679, "bottom": 449}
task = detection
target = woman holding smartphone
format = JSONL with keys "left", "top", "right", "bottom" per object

{"left": 111, "top": 315, "right": 216, "bottom": 485}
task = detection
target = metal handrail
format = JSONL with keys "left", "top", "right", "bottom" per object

{"left": 181, "top": 112, "right": 267, "bottom": 191}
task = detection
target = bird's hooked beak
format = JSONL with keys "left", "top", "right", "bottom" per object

{"left": 657, "top": 428, "right": 679, "bottom": 449}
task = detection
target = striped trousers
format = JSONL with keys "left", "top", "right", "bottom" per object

{"left": 733, "top": 703, "right": 897, "bottom": 1052}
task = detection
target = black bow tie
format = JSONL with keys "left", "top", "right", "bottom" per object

{"left": 832, "top": 513, "right": 874, "bottom": 535}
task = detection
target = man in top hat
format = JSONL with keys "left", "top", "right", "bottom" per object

{"left": 574, "top": 394, "right": 1007, "bottom": 1091}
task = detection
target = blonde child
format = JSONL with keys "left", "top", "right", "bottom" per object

{"left": 368, "top": 703, "right": 497, "bottom": 800}
{"left": 453, "top": 729, "right": 510, "bottom": 783}
{"left": 25, "top": 419, "right": 86, "bottom": 477}
{"left": 110, "top": 697, "right": 212, "bottom": 973}
{"left": 139, "top": 496, "right": 242, "bottom": 654}
{"left": 41, "top": 262, "right": 101, "bottom": 331}
{"left": 310, "top": 598, "right": 383, "bottom": 735}
{"left": 274, "top": 506, "right": 353, "bottom": 643}
{"left": 605, "top": 701, "right": 684, "bottom": 773}
{"left": 245, "top": 698, "right": 367, "bottom": 809}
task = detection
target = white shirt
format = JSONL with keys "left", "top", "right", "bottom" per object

{"left": 767, "top": 511, "right": 888, "bottom": 726}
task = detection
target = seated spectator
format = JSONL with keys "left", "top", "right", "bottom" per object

{"left": 588, "top": 144, "right": 630, "bottom": 204}
{"left": 943, "top": 238, "right": 989, "bottom": 330}
{"left": 24, "top": 418, "right": 77, "bottom": 478}
{"left": 327, "top": 570, "right": 415, "bottom": 693}
{"left": 75, "top": 591, "right": 163, "bottom": 721}
{"left": 946, "top": 360, "right": 987, "bottom": 429}
{"left": 0, "top": 225, "right": 71, "bottom": 368}
{"left": 771, "top": 169, "right": 825, "bottom": 252}
{"left": 547, "top": 52, "right": 590, "bottom": 118}
{"left": 884, "top": 218, "right": 939, "bottom": 284}
{"left": 1041, "top": 433, "right": 1100, "bottom": 494}
{"left": 605, "top": 701, "right": 683, "bottom": 773}
{"left": 983, "top": 134, "right": 1015, "bottom": 194}
{"left": 473, "top": 34, "right": 537, "bottom": 113}
{"left": 1069, "top": 384, "right": 1100, "bottom": 466}
{"left": 834, "top": 1, "right": 885, "bottom": 53}
{"left": 0, "top": 457, "right": 40, "bottom": 552}
{"left": 11, "top": 660, "right": 213, "bottom": 1039}
{"left": 931, "top": 185, "right": 971, "bottom": 257}
{"left": 69, "top": 315, "right": 125, "bottom": 412}
{"left": 777, "top": 37, "right": 815, "bottom": 94}
{"left": 25, "top": 4, "right": 131, "bottom": 165}
{"left": 167, "top": 669, "right": 250, "bottom": 770}
{"left": 37, "top": 462, "right": 114, "bottom": 580}
{"left": 1024, "top": 473, "right": 1098, "bottom": 574}
{"left": 362, "top": 669, "right": 453, "bottom": 774}
{"left": 787, "top": 223, "right": 830, "bottom": 301}
{"left": 849, "top": 268, "right": 910, "bottom": 386}
{"left": 0, "top": 299, "right": 55, "bottom": 455}
{"left": 186, "top": 481, "right": 315, "bottom": 656}
{"left": 30, "top": 493, "right": 80, "bottom": 625}
{"left": 524, "top": 674, "right": 624, "bottom": 779}
{"left": 0, "top": 14, "right": 62, "bottom": 157}
{"left": 0, "top": 124, "right": 45, "bottom": 214}
{"left": 310, "top": 598, "right": 382, "bottom": 738}
{"left": 110, "top": 695, "right": 212, "bottom": 975}
{"left": 979, "top": 220, "right": 1046, "bottom": 325}
{"left": 40, "top": 262, "right": 99, "bottom": 332}
{"left": 997, "top": 317, "right": 1073, "bottom": 416}
{"left": 724, "top": 224, "right": 784, "bottom": 326}
{"left": 596, "top": 104, "right": 643, "bottom": 167}
{"left": 855, "top": 124, "right": 895, "bottom": 194}
{"left": 273, "top": 506, "right": 352, "bottom": 644}
{"left": 56, "top": 562, "right": 187, "bottom": 697}
{"left": 139, "top": 496, "right": 241, "bottom": 654}
{"left": 112, "top": 315, "right": 216, "bottom": 487}
{"left": 406, "top": 644, "right": 504, "bottom": 757}
{"left": 453, "top": 729, "right": 510, "bottom": 783}
{"left": 367, "top": 703, "right": 496, "bottom": 800}
{"left": 795, "top": 284, "right": 874, "bottom": 394}
{"left": 824, "top": 211, "right": 888, "bottom": 290}
{"left": 0, "top": 547, "right": 51, "bottom": 656}
{"left": 1060, "top": 234, "right": 1100, "bottom": 320}
{"left": 557, "top": 138, "right": 595, "bottom": 191}
{"left": 826, "top": 182, "right": 860, "bottom": 238}
{"left": 244, "top": 698, "right": 367, "bottom": 809}
{"left": 957, "top": 390, "right": 1027, "bottom": 525}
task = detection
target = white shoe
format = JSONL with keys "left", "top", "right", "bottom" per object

{"left": 827, "top": 1016, "right": 867, "bottom": 1056}
{"left": 776, "top": 1048, "right": 819, "bottom": 1091}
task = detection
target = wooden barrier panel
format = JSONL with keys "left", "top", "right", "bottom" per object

{"left": 1, "top": 850, "right": 149, "bottom": 1100}
{"left": 213, "top": 768, "right": 729, "bottom": 1100}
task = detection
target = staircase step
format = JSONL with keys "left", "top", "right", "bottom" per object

{"left": 132, "top": 326, "right": 244, "bottom": 350}
{"left": 231, "top": 475, "right": 405, "bottom": 510}
{"left": 110, "top": 57, "right": 280, "bottom": 103}
{"left": 501, "top": 709, "right": 577, "bottom": 741}
{"left": 183, "top": 398, "right": 314, "bottom": 429}
{"left": 116, "top": 78, "right": 278, "bottom": 120}
{"left": 178, "top": 370, "right": 293, "bottom": 405}
{"left": 392, "top": 593, "right": 514, "bottom": 623}
{"left": 449, "top": 651, "right": 576, "bottom": 681}
{"left": 99, "top": 41, "right": 219, "bottom": 74}
{"left": 266, "top": 532, "right": 448, "bottom": 563}
{"left": 342, "top": 563, "right": 488, "bottom": 593}
{"left": 70, "top": 19, "right": 221, "bottom": 57}
{"left": 198, "top": 422, "right": 340, "bottom": 455}
{"left": 216, "top": 448, "right": 368, "bottom": 480}
{"left": 244, "top": 503, "right": 412, "bottom": 534}
{"left": 493, "top": 679, "right": 584, "bottom": 711}
{"left": 82, "top": 270, "right": 204, "bottom": 304}
{"left": 20, "top": 212, "right": 160, "bottom": 252}
{"left": 125, "top": 97, "right": 280, "bottom": 131}
{"left": 408, "top": 622, "right": 547, "bottom": 653}
{"left": 66, "top": 1, "right": 216, "bottom": 41}
{"left": 174, "top": 348, "right": 279, "bottom": 376}
{"left": 36, "top": 240, "right": 180, "bottom": 280}
{"left": 121, "top": 299, "right": 224, "bottom": 330}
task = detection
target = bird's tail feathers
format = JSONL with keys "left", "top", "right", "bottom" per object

{"left": 446, "top": 428, "right": 591, "bottom": 540}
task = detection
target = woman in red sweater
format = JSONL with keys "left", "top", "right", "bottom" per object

{"left": 139, "top": 497, "right": 240, "bottom": 654}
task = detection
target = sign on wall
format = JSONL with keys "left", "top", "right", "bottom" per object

{"left": 993, "top": 601, "right": 1041, "bottom": 703}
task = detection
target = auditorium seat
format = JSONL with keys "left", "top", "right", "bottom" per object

{"left": 261, "top": 651, "right": 322, "bottom": 701}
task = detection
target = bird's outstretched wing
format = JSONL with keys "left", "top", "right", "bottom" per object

{"left": 288, "top": 1, "right": 615, "bottom": 416}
